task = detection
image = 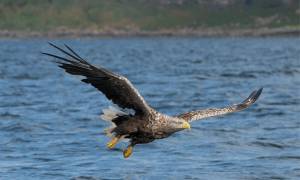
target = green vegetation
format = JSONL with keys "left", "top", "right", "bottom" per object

{"left": 0, "top": 0, "right": 299, "bottom": 32}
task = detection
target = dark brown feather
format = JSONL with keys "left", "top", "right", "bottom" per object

{"left": 43, "top": 43, "right": 151, "bottom": 115}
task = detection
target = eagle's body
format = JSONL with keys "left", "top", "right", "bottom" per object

{"left": 105, "top": 108, "right": 185, "bottom": 144}
{"left": 43, "top": 43, "right": 262, "bottom": 158}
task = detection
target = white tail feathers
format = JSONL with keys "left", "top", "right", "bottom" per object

{"left": 100, "top": 106, "right": 128, "bottom": 121}
{"left": 101, "top": 106, "right": 134, "bottom": 137}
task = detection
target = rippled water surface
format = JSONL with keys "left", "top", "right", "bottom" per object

{"left": 0, "top": 37, "right": 299, "bottom": 179}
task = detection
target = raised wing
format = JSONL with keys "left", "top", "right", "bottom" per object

{"left": 43, "top": 43, "right": 151, "bottom": 115}
{"left": 177, "top": 88, "right": 263, "bottom": 122}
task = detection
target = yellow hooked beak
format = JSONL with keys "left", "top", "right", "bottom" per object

{"left": 182, "top": 121, "right": 191, "bottom": 129}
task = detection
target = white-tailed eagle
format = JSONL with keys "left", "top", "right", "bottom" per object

{"left": 43, "top": 43, "right": 263, "bottom": 158}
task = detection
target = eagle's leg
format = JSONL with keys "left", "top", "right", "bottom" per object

{"left": 123, "top": 143, "right": 134, "bottom": 158}
{"left": 106, "top": 135, "right": 122, "bottom": 149}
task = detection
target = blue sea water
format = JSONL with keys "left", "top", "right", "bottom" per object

{"left": 0, "top": 37, "right": 299, "bottom": 180}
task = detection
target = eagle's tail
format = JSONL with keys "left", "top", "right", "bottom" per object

{"left": 101, "top": 106, "right": 128, "bottom": 121}
{"left": 101, "top": 106, "right": 129, "bottom": 137}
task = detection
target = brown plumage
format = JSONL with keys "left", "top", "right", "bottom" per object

{"left": 43, "top": 43, "right": 263, "bottom": 158}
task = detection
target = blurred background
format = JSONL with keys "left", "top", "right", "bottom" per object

{"left": 0, "top": 0, "right": 299, "bottom": 37}
{"left": 0, "top": 1, "right": 299, "bottom": 180}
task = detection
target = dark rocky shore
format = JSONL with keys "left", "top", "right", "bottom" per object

{"left": 1, "top": 27, "right": 299, "bottom": 38}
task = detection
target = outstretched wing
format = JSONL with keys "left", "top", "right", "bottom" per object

{"left": 177, "top": 88, "right": 263, "bottom": 122}
{"left": 42, "top": 43, "right": 151, "bottom": 115}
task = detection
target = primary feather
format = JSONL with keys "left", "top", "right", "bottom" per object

{"left": 42, "top": 43, "right": 151, "bottom": 115}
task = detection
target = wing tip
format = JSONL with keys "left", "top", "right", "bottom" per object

{"left": 48, "top": 41, "right": 57, "bottom": 47}
{"left": 253, "top": 87, "right": 263, "bottom": 100}
{"left": 257, "top": 87, "right": 263, "bottom": 97}
{"left": 243, "top": 87, "right": 263, "bottom": 105}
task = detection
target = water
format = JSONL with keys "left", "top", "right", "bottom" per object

{"left": 0, "top": 37, "right": 299, "bottom": 180}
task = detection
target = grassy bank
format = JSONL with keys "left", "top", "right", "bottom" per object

{"left": 0, "top": 0, "right": 299, "bottom": 36}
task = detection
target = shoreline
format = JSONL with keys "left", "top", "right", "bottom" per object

{"left": 0, "top": 27, "right": 299, "bottom": 38}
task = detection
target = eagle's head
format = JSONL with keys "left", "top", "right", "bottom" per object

{"left": 160, "top": 117, "right": 191, "bottom": 135}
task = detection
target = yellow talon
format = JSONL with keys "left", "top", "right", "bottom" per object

{"left": 106, "top": 137, "right": 119, "bottom": 149}
{"left": 123, "top": 146, "right": 133, "bottom": 158}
